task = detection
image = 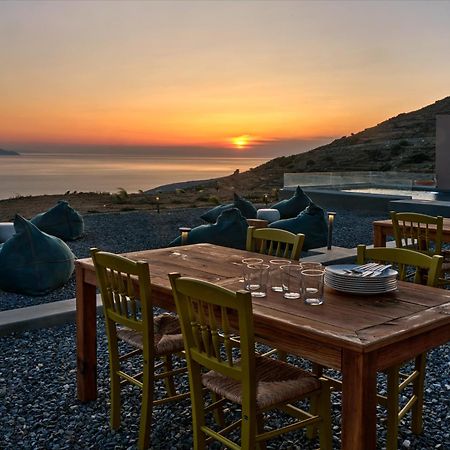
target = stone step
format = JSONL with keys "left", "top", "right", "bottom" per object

{"left": 0, "top": 295, "right": 103, "bottom": 336}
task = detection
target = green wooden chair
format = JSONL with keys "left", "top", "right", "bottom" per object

{"left": 246, "top": 226, "right": 304, "bottom": 260}
{"left": 356, "top": 245, "right": 443, "bottom": 450}
{"left": 91, "top": 249, "right": 189, "bottom": 450}
{"left": 169, "top": 273, "right": 332, "bottom": 450}
{"left": 390, "top": 211, "right": 450, "bottom": 286}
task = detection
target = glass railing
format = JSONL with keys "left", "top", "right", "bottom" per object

{"left": 284, "top": 171, "right": 436, "bottom": 190}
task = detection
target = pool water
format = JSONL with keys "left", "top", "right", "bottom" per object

{"left": 343, "top": 188, "right": 441, "bottom": 201}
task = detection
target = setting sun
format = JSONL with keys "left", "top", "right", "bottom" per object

{"left": 232, "top": 135, "right": 251, "bottom": 149}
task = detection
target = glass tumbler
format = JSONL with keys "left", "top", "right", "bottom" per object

{"left": 280, "top": 264, "right": 302, "bottom": 299}
{"left": 300, "top": 262, "right": 323, "bottom": 270}
{"left": 244, "top": 263, "right": 270, "bottom": 297}
{"left": 269, "top": 259, "right": 291, "bottom": 292}
{"left": 301, "top": 269, "right": 325, "bottom": 305}
{"left": 241, "top": 257, "right": 263, "bottom": 285}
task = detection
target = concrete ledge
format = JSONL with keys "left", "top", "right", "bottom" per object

{"left": 302, "top": 245, "right": 356, "bottom": 265}
{"left": 0, "top": 295, "right": 103, "bottom": 336}
{"left": 389, "top": 199, "right": 450, "bottom": 217}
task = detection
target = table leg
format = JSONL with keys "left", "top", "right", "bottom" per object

{"left": 373, "top": 224, "right": 388, "bottom": 247}
{"left": 76, "top": 265, "right": 98, "bottom": 401}
{"left": 341, "top": 349, "right": 377, "bottom": 450}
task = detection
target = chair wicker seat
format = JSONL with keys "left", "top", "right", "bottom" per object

{"left": 202, "top": 355, "right": 321, "bottom": 410}
{"left": 117, "top": 314, "right": 184, "bottom": 355}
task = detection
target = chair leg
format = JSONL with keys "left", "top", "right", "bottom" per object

{"left": 161, "top": 354, "right": 177, "bottom": 397}
{"left": 277, "top": 350, "right": 287, "bottom": 362}
{"left": 318, "top": 382, "right": 332, "bottom": 450}
{"left": 109, "top": 332, "right": 121, "bottom": 430}
{"left": 256, "top": 413, "right": 267, "bottom": 450}
{"left": 241, "top": 405, "right": 257, "bottom": 449}
{"left": 412, "top": 353, "right": 426, "bottom": 435}
{"left": 386, "top": 364, "right": 400, "bottom": 450}
{"left": 191, "top": 363, "right": 207, "bottom": 450}
{"left": 210, "top": 392, "right": 225, "bottom": 427}
{"left": 138, "top": 357, "right": 153, "bottom": 450}
{"left": 306, "top": 393, "right": 318, "bottom": 440}
{"left": 110, "top": 366, "right": 121, "bottom": 430}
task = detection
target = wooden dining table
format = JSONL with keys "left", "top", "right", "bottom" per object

{"left": 75, "top": 243, "right": 450, "bottom": 450}
{"left": 373, "top": 217, "right": 450, "bottom": 247}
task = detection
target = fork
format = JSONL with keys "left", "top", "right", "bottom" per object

{"left": 369, "top": 264, "right": 392, "bottom": 277}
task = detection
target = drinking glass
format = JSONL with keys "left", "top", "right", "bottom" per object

{"left": 300, "top": 262, "right": 323, "bottom": 270}
{"left": 241, "top": 257, "right": 263, "bottom": 284}
{"left": 244, "top": 263, "right": 270, "bottom": 297}
{"left": 280, "top": 264, "right": 302, "bottom": 299}
{"left": 301, "top": 269, "right": 325, "bottom": 305}
{"left": 269, "top": 259, "right": 291, "bottom": 292}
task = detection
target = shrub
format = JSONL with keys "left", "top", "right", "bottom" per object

{"left": 208, "top": 195, "right": 220, "bottom": 205}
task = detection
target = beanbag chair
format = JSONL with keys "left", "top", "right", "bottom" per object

{"left": 200, "top": 193, "right": 257, "bottom": 223}
{"left": 271, "top": 186, "right": 311, "bottom": 219}
{"left": 269, "top": 203, "right": 328, "bottom": 250}
{"left": 0, "top": 215, "right": 75, "bottom": 295}
{"left": 169, "top": 208, "right": 249, "bottom": 250}
{"left": 0, "top": 222, "right": 15, "bottom": 243}
{"left": 31, "top": 200, "right": 84, "bottom": 241}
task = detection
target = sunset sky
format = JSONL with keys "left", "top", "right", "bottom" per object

{"left": 0, "top": 0, "right": 449, "bottom": 156}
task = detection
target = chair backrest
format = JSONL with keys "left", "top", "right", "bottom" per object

{"left": 91, "top": 248, "right": 153, "bottom": 342}
{"left": 169, "top": 273, "right": 256, "bottom": 399}
{"left": 390, "top": 211, "right": 443, "bottom": 255}
{"left": 356, "top": 245, "right": 443, "bottom": 287}
{"left": 246, "top": 226, "right": 304, "bottom": 260}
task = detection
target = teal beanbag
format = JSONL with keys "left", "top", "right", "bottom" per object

{"left": 269, "top": 203, "right": 328, "bottom": 250}
{"left": 31, "top": 200, "right": 84, "bottom": 241}
{"left": 200, "top": 193, "right": 257, "bottom": 223}
{"left": 271, "top": 186, "right": 311, "bottom": 219}
{"left": 169, "top": 208, "right": 249, "bottom": 250}
{"left": 0, "top": 215, "right": 75, "bottom": 295}
{"left": 200, "top": 203, "right": 233, "bottom": 223}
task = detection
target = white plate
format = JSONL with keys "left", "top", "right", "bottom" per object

{"left": 325, "top": 264, "right": 398, "bottom": 279}
{"left": 325, "top": 282, "right": 398, "bottom": 295}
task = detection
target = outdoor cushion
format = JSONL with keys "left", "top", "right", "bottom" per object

{"left": 31, "top": 200, "right": 84, "bottom": 241}
{"left": 169, "top": 208, "right": 249, "bottom": 250}
{"left": 271, "top": 186, "right": 311, "bottom": 219}
{"left": 269, "top": 203, "right": 328, "bottom": 250}
{"left": 200, "top": 193, "right": 257, "bottom": 223}
{"left": 0, "top": 215, "right": 75, "bottom": 295}
{"left": 0, "top": 222, "right": 15, "bottom": 243}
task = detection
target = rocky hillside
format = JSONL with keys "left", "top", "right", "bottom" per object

{"left": 214, "top": 96, "right": 450, "bottom": 193}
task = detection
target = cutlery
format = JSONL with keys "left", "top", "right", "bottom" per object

{"left": 350, "top": 263, "right": 380, "bottom": 274}
{"left": 369, "top": 264, "right": 392, "bottom": 277}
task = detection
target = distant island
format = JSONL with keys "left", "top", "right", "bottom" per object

{"left": 0, "top": 148, "right": 19, "bottom": 156}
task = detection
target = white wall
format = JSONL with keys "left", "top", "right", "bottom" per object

{"left": 436, "top": 115, "right": 450, "bottom": 191}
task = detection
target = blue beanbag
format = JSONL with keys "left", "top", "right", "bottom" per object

{"left": 31, "top": 200, "right": 84, "bottom": 241}
{"left": 0, "top": 215, "right": 75, "bottom": 295}
{"left": 169, "top": 208, "right": 249, "bottom": 250}
{"left": 269, "top": 203, "right": 328, "bottom": 250}
{"left": 200, "top": 193, "right": 257, "bottom": 223}
{"left": 271, "top": 186, "right": 311, "bottom": 219}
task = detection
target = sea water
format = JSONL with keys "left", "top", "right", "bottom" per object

{"left": 0, "top": 152, "right": 268, "bottom": 200}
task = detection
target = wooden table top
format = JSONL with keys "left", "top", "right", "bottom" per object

{"left": 373, "top": 217, "right": 450, "bottom": 230}
{"left": 77, "top": 243, "right": 450, "bottom": 356}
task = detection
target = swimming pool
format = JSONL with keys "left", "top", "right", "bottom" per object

{"left": 343, "top": 188, "right": 441, "bottom": 201}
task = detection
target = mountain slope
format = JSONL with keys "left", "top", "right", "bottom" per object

{"left": 217, "top": 96, "right": 450, "bottom": 193}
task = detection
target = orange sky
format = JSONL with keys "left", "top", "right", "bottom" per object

{"left": 1, "top": 1, "right": 450, "bottom": 154}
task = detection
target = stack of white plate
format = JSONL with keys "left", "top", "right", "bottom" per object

{"left": 324, "top": 264, "right": 398, "bottom": 294}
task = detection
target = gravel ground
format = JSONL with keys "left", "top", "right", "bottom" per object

{"left": 1, "top": 207, "right": 449, "bottom": 449}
